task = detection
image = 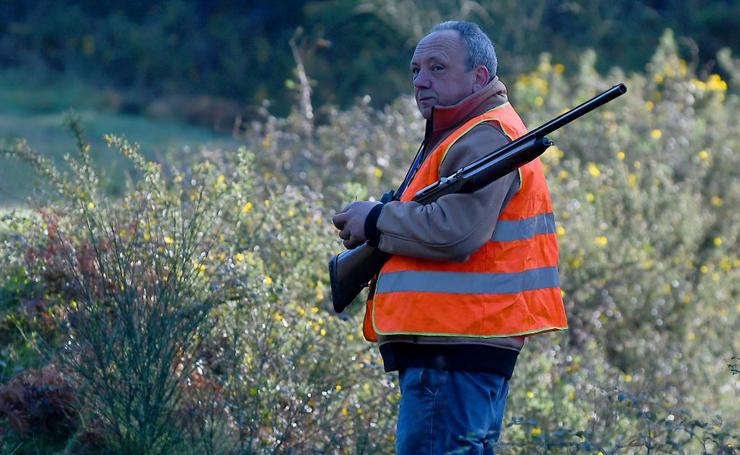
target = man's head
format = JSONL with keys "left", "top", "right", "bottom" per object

{"left": 410, "top": 21, "right": 497, "bottom": 118}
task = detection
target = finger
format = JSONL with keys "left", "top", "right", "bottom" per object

{"left": 344, "top": 238, "right": 361, "bottom": 249}
{"left": 339, "top": 227, "right": 350, "bottom": 240}
{"left": 332, "top": 212, "right": 348, "bottom": 229}
{"left": 345, "top": 236, "right": 364, "bottom": 249}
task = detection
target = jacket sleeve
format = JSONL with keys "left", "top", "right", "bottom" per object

{"left": 375, "top": 122, "right": 518, "bottom": 261}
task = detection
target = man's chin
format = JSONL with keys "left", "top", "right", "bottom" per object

{"left": 417, "top": 99, "right": 436, "bottom": 119}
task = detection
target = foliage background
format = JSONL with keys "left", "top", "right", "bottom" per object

{"left": 2, "top": 0, "right": 739, "bottom": 114}
{"left": 0, "top": 1, "right": 738, "bottom": 453}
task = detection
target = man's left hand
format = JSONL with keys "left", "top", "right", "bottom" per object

{"left": 332, "top": 201, "right": 381, "bottom": 249}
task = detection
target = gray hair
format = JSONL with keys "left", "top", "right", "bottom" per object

{"left": 430, "top": 21, "right": 497, "bottom": 78}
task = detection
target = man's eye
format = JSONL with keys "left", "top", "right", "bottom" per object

{"left": 432, "top": 65, "right": 444, "bottom": 71}
{"left": 411, "top": 68, "right": 419, "bottom": 76}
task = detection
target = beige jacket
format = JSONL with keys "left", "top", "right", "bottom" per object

{"left": 376, "top": 77, "right": 519, "bottom": 261}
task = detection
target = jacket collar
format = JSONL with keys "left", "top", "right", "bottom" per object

{"left": 424, "top": 76, "right": 509, "bottom": 149}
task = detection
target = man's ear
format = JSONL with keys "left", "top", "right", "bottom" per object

{"left": 472, "top": 65, "right": 490, "bottom": 92}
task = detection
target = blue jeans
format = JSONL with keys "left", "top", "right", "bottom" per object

{"left": 396, "top": 368, "right": 509, "bottom": 455}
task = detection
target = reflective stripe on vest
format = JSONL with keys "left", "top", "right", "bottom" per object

{"left": 363, "top": 103, "right": 568, "bottom": 341}
{"left": 492, "top": 212, "right": 556, "bottom": 241}
{"left": 376, "top": 266, "right": 560, "bottom": 295}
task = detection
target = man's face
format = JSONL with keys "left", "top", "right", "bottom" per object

{"left": 410, "top": 30, "right": 476, "bottom": 119}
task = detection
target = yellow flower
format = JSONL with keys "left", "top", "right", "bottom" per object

{"left": 556, "top": 225, "right": 566, "bottom": 237}
{"left": 554, "top": 63, "right": 565, "bottom": 74}
{"left": 297, "top": 307, "right": 306, "bottom": 316}
{"left": 711, "top": 196, "right": 723, "bottom": 207}
{"left": 698, "top": 149, "right": 710, "bottom": 161}
{"left": 616, "top": 151, "right": 626, "bottom": 161}
{"left": 623, "top": 374, "right": 633, "bottom": 383}
{"left": 341, "top": 407, "right": 349, "bottom": 416}
{"left": 650, "top": 129, "right": 662, "bottom": 140}
{"left": 587, "top": 163, "right": 601, "bottom": 177}
{"left": 713, "top": 237, "right": 722, "bottom": 246}
{"left": 706, "top": 74, "right": 727, "bottom": 92}
{"left": 242, "top": 201, "right": 254, "bottom": 214}
{"left": 527, "top": 391, "right": 535, "bottom": 399}
{"left": 700, "top": 265, "right": 708, "bottom": 273}
{"left": 235, "top": 252, "right": 245, "bottom": 263}
{"left": 311, "top": 306, "right": 319, "bottom": 314}
{"left": 164, "top": 236, "right": 173, "bottom": 244}
{"left": 87, "top": 201, "right": 95, "bottom": 209}
{"left": 534, "top": 96, "right": 544, "bottom": 107}
{"left": 263, "top": 276, "right": 273, "bottom": 286}
{"left": 530, "top": 427, "right": 542, "bottom": 436}
{"left": 644, "top": 101, "right": 654, "bottom": 111}
{"left": 373, "top": 167, "right": 383, "bottom": 178}
{"left": 274, "top": 312, "right": 283, "bottom": 321}
{"left": 217, "top": 174, "right": 225, "bottom": 184}
{"left": 627, "top": 174, "right": 638, "bottom": 188}
{"left": 687, "top": 331, "right": 696, "bottom": 341}
{"left": 586, "top": 192, "right": 595, "bottom": 203}
{"left": 595, "top": 236, "right": 608, "bottom": 247}
{"left": 335, "top": 384, "right": 342, "bottom": 392}
{"left": 654, "top": 73, "right": 664, "bottom": 84}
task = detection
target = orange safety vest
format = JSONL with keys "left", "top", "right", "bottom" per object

{"left": 363, "top": 102, "right": 567, "bottom": 342}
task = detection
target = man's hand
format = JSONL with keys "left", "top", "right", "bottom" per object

{"left": 332, "top": 201, "right": 381, "bottom": 249}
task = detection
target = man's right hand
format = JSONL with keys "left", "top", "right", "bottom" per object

{"left": 332, "top": 201, "right": 380, "bottom": 249}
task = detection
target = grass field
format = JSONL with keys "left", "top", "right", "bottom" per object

{"left": 0, "top": 70, "right": 237, "bottom": 206}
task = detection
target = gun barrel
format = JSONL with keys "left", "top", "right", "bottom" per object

{"left": 532, "top": 83, "right": 627, "bottom": 137}
{"left": 424, "top": 83, "right": 627, "bottom": 188}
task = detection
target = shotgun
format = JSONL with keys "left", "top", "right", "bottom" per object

{"left": 329, "top": 83, "right": 627, "bottom": 313}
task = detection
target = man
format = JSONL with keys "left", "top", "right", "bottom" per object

{"left": 332, "top": 21, "right": 567, "bottom": 454}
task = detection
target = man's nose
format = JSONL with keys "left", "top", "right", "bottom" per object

{"left": 413, "top": 69, "right": 431, "bottom": 89}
